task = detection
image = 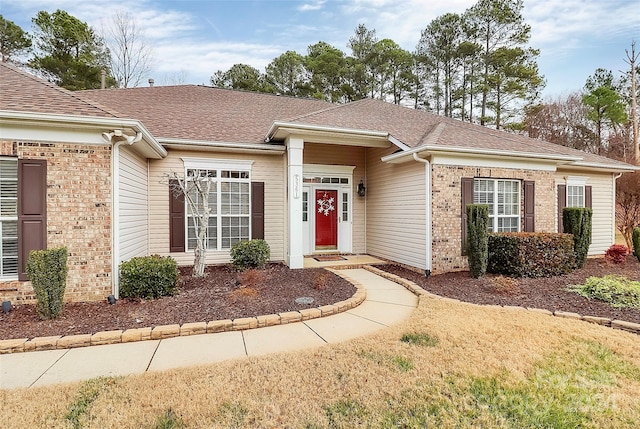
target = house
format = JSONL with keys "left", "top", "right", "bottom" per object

{"left": 0, "top": 62, "right": 636, "bottom": 303}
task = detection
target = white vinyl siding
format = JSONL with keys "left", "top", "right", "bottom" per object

{"left": 556, "top": 171, "right": 615, "bottom": 255}
{"left": 148, "top": 150, "right": 284, "bottom": 266}
{"left": 365, "top": 147, "right": 427, "bottom": 270}
{"left": 119, "top": 145, "right": 149, "bottom": 262}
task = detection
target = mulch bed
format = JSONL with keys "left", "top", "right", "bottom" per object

{"left": 0, "top": 263, "right": 355, "bottom": 340}
{"left": 378, "top": 256, "right": 640, "bottom": 324}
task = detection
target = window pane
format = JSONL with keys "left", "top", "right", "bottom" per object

{"left": 0, "top": 160, "right": 17, "bottom": 179}
{"left": 342, "top": 193, "right": 348, "bottom": 221}
{"left": 567, "top": 185, "right": 584, "bottom": 208}
{"left": 302, "top": 192, "right": 308, "bottom": 222}
{"left": 221, "top": 216, "right": 249, "bottom": 249}
{"left": 2, "top": 258, "right": 17, "bottom": 275}
{"left": 0, "top": 160, "right": 18, "bottom": 276}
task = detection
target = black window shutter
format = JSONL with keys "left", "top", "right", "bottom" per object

{"left": 169, "top": 180, "right": 185, "bottom": 252}
{"left": 461, "top": 177, "right": 474, "bottom": 255}
{"left": 18, "top": 159, "right": 47, "bottom": 281}
{"left": 524, "top": 180, "right": 535, "bottom": 232}
{"left": 557, "top": 184, "right": 566, "bottom": 233}
{"left": 251, "top": 181, "right": 265, "bottom": 240}
{"left": 585, "top": 186, "right": 592, "bottom": 209}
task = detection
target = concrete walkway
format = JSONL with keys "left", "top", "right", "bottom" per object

{"left": 0, "top": 269, "right": 418, "bottom": 389}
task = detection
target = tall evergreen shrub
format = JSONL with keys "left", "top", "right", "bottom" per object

{"left": 467, "top": 204, "right": 489, "bottom": 278}
{"left": 633, "top": 227, "right": 640, "bottom": 262}
{"left": 26, "top": 247, "right": 68, "bottom": 319}
{"left": 563, "top": 207, "right": 592, "bottom": 268}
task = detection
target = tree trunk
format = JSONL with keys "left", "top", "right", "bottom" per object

{"left": 193, "top": 246, "right": 206, "bottom": 277}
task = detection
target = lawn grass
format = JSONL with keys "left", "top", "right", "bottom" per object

{"left": 2, "top": 297, "right": 640, "bottom": 428}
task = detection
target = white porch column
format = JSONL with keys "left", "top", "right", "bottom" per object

{"left": 286, "top": 136, "right": 304, "bottom": 268}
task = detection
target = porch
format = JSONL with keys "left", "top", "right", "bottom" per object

{"left": 303, "top": 254, "right": 386, "bottom": 269}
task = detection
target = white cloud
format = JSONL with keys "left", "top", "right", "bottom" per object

{"left": 298, "top": 1, "right": 326, "bottom": 12}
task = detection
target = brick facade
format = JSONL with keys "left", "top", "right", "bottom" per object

{"left": 0, "top": 140, "right": 112, "bottom": 303}
{"left": 431, "top": 164, "right": 556, "bottom": 274}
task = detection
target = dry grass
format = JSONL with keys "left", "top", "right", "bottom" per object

{"left": 2, "top": 297, "right": 640, "bottom": 428}
{"left": 486, "top": 275, "right": 521, "bottom": 295}
{"left": 227, "top": 286, "right": 258, "bottom": 302}
{"left": 312, "top": 270, "right": 332, "bottom": 291}
{"left": 237, "top": 269, "right": 265, "bottom": 288}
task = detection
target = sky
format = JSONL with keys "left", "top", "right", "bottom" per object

{"left": 1, "top": 0, "right": 638, "bottom": 98}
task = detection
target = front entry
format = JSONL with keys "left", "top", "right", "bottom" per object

{"left": 315, "top": 189, "right": 338, "bottom": 250}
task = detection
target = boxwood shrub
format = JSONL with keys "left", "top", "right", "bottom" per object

{"left": 488, "top": 232, "right": 575, "bottom": 278}
{"left": 230, "top": 239, "right": 270, "bottom": 271}
{"left": 562, "top": 207, "right": 592, "bottom": 268}
{"left": 119, "top": 255, "right": 179, "bottom": 299}
{"left": 633, "top": 227, "right": 640, "bottom": 262}
{"left": 26, "top": 247, "right": 68, "bottom": 319}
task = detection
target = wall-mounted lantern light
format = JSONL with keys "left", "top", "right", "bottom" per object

{"left": 357, "top": 179, "right": 366, "bottom": 197}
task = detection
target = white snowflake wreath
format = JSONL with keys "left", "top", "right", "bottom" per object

{"left": 317, "top": 193, "right": 335, "bottom": 216}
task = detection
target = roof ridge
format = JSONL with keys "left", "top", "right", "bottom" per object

{"left": 284, "top": 97, "right": 373, "bottom": 122}
{"left": 418, "top": 122, "right": 447, "bottom": 146}
{"left": 1, "top": 63, "right": 119, "bottom": 118}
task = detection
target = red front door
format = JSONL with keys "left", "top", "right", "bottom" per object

{"left": 315, "top": 190, "right": 338, "bottom": 248}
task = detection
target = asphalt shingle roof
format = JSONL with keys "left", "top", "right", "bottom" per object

{"left": 288, "top": 98, "right": 634, "bottom": 168}
{"left": 1, "top": 63, "right": 633, "bottom": 170}
{"left": 0, "top": 63, "right": 118, "bottom": 118}
{"left": 82, "top": 86, "right": 333, "bottom": 143}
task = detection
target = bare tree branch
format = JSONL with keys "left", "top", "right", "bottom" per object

{"left": 103, "top": 10, "right": 154, "bottom": 88}
{"left": 166, "top": 169, "right": 213, "bottom": 277}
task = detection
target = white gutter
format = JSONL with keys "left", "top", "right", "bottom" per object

{"left": 160, "top": 138, "right": 286, "bottom": 153}
{"left": 381, "top": 144, "right": 582, "bottom": 164}
{"left": 412, "top": 153, "right": 432, "bottom": 275}
{"left": 569, "top": 161, "right": 640, "bottom": 172}
{"left": 0, "top": 110, "right": 166, "bottom": 158}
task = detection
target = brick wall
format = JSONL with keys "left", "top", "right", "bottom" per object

{"left": 0, "top": 140, "right": 112, "bottom": 303}
{"left": 431, "top": 164, "right": 556, "bottom": 274}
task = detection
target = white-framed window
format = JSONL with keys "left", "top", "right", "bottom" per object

{"left": 183, "top": 159, "right": 252, "bottom": 251}
{"left": 474, "top": 178, "right": 521, "bottom": 232}
{"left": 566, "top": 177, "right": 586, "bottom": 208}
{"left": 0, "top": 158, "right": 18, "bottom": 278}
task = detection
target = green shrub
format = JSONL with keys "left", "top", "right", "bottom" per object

{"left": 488, "top": 233, "right": 575, "bottom": 278}
{"left": 568, "top": 275, "right": 640, "bottom": 308}
{"left": 119, "top": 255, "right": 178, "bottom": 299}
{"left": 26, "top": 247, "right": 68, "bottom": 319}
{"left": 466, "top": 204, "right": 489, "bottom": 278}
{"left": 230, "top": 239, "right": 270, "bottom": 271}
{"left": 633, "top": 227, "right": 640, "bottom": 263}
{"left": 563, "top": 207, "right": 592, "bottom": 268}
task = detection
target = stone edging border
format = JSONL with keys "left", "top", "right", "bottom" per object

{"left": 0, "top": 268, "right": 367, "bottom": 354}
{"left": 363, "top": 265, "right": 640, "bottom": 336}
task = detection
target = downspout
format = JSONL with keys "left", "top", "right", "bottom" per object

{"left": 412, "top": 153, "right": 432, "bottom": 276}
{"left": 111, "top": 141, "right": 124, "bottom": 298}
